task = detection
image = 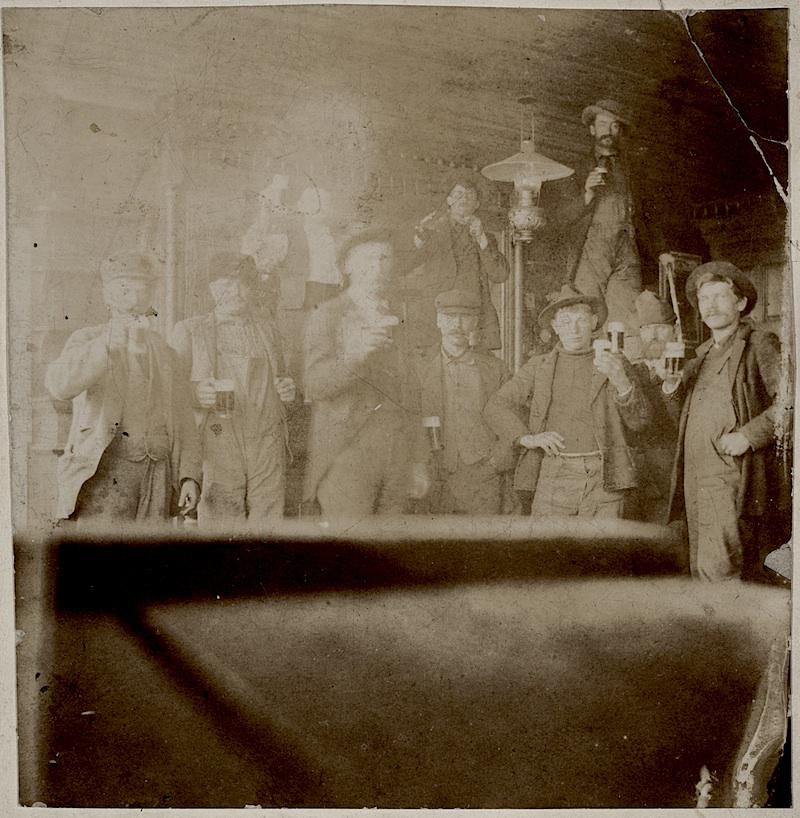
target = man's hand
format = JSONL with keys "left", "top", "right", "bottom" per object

{"left": 195, "top": 379, "right": 217, "bottom": 409}
{"left": 466, "top": 215, "right": 488, "bottom": 248}
{"left": 584, "top": 167, "right": 608, "bottom": 205}
{"left": 275, "top": 376, "right": 296, "bottom": 403}
{"left": 345, "top": 327, "right": 393, "bottom": 363}
{"left": 718, "top": 431, "right": 751, "bottom": 457}
{"left": 108, "top": 316, "right": 130, "bottom": 352}
{"left": 595, "top": 351, "right": 632, "bottom": 395}
{"left": 178, "top": 478, "right": 200, "bottom": 514}
{"left": 519, "top": 432, "right": 565, "bottom": 456}
{"left": 408, "top": 461, "right": 431, "bottom": 499}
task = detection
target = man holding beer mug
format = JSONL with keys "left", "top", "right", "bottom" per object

{"left": 416, "top": 289, "right": 512, "bottom": 514}
{"left": 659, "top": 261, "right": 790, "bottom": 581}
{"left": 484, "top": 284, "right": 651, "bottom": 518}
{"left": 46, "top": 253, "right": 201, "bottom": 524}
{"left": 170, "top": 252, "right": 296, "bottom": 526}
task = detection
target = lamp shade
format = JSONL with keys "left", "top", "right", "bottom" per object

{"left": 481, "top": 140, "right": 573, "bottom": 189}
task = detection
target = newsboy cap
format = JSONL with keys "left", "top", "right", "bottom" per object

{"left": 538, "top": 283, "right": 607, "bottom": 329}
{"left": 581, "top": 99, "right": 632, "bottom": 128}
{"left": 635, "top": 290, "right": 675, "bottom": 325}
{"left": 435, "top": 289, "right": 481, "bottom": 315}
{"left": 685, "top": 260, "right": 757, "bottom": 317}
{"left": 100, "top": 253, "right": 159, "bottom": 285}
{"left": 206, "top": 252, "right": 258, "bottom": 285}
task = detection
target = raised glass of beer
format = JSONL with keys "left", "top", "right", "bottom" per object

{"left": 593, "top": 338, "right": 611, "bottom": 364}
{"left": 664, "top": 341, "right": 685, "bottom": 377}
{"left": 608, "top": 321, "right": 626, "bottom": 354}
{"left": 214, "top": 379, "right": 235, "bottom": 418}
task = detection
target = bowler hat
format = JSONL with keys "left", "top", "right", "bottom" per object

{"left": 537, "top": 284, "right": 607, "bottom": 329}
{"left": 635, "top": 290, "right": 675, "bottom": 325}
{"left": 435, "top": 289, "right": 481, "bottom": 315}
{"left": 581, "top": 99, "right": 632, "bottom": 128}
{"left": 206, "top": 252, "right": 258, "bottom": 285}
{"left": 685, "top": 260, "right": 757, "bottom": 317}
{"left": 100, "top": 253, "right": 158, "bottom": 285}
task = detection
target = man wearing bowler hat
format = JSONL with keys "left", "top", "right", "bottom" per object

{"left": 170, "top": 252, "right": 297, "bottom": 526}
{"left": 417, "top": 289, "right": 513, "bottom": 515}
{"left": 46, "top": 253, "right": 201, "bottom": 525}
{"left": 484, "top": 284, "right": 651, "bottom": 518}
{"left": 660, "top": 261, "right": 791, "bottom": 581}
{"left": 559, "top": 99, "right": 659, "bottom": 350}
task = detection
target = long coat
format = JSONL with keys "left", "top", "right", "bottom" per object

{"left": 302, "top": 293, "right": 426, "bottom": 502}
{"left": 45, "top": 324, "right": 202, "bottom": 520}
{"left": 483, "top": 346, "right": 652, "bottom": 494}
{"left": 417, "top": 348, "right": 515, "bottom": 472}
{"left": 666, "top": 322, "right": 792, "bottom": 569}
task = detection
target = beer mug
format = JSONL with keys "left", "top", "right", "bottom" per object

{"left": 593, "top": 338, "right": 611, "bottom": 364}
{"left": 214, "top": 379, "right": 235, "bottom": 418}
{"left": 664, "top": 341, "right": 685, "bottom": 378}
{"left": 608, "top": 321, "right": 626, "bottom": 354}
{"left": 422, "top": 416, "right": 443, "bottom": 451}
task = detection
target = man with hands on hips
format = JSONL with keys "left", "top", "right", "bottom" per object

{"left": 659, "top": 261, "right": 791, "bottom": 582}
{"left": 484, "top": 284, "right": 651, "bottom": 518}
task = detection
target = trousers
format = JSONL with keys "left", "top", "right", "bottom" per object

{"left": 531, "top": 454, "right": 624, "bottom": 518}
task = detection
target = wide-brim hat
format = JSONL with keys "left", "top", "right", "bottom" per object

{"left": 435, "top": 288, "right": 481, "bottom": 315}
{"left": 685, "top": 260, "right": 757, "bottom": 317}
{"left": 100, "top": 253, "right": 158, "bottom": 285}
{"left": 207, "top": 252, "right": 258, "bottom": 285}
{"left": 538, "top": 284, "right": 608, "bottom": 328}
{"left": 635, "top": 290, "right": 675, "bottom": 325}
{"left": 581, "top": 99, "right": 632, "bottom": 128}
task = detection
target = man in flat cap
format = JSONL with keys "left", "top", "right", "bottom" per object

{"left": 625, "top": 290, "right": 680, "bottom": 522}
{"left": 417, "top": 289, "right": 512, "bottom": 515}
{"left": 170, "top": 252, "right": 297, "bottom": 527}
{"left": 46, "top": 253, "right": 201, "bottom": 525}
{"left": 401, "top": 181, "right": 509, "bottom": 352}
{"left": 557, "top": 99, "right": 658, "bottom": 352}
{"left": 660, "top": 261, "right": 791, "bottom": 581}
{"left": 484, "top": 284, "right": 651, "bottom": 518}
{"left": 303, "top": 229, "right": 429, "bottom": 521}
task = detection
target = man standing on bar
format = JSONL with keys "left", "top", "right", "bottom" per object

{"left": 661, "top": 261, "right": 791, "bottom": 581}
{"left": 170, "top": 252, "right": 296, "bottom": 526}
{"left": 46, "top": 253, "right": 201, "bottom": 525}
{"left": 417, "top": 289, "right": 512, "bottom": 515}
{"left": 484, "top": 284, "right": 651, "bottom": 518}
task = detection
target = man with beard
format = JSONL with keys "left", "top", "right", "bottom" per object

{"left": 303, "top": 230, "right": 429, "bottom": 521}
{"left": 560, "top": 100, "right": 650, "bottom": 351}
{"left": 625, "top": 290, "right": 679, "bottom": 523}
{"left": 661, "top": 262, "right": 791, "bottom": 581}
{"left": 417, "top": 289, "right": 512, "bottom": 515}
{"left": 170, "top": 253, "right": 297, "bottom": 526}
{"left": 484, "top": 284, "right": 651, "bottom": 518}
{"left": 46, "top": 253, "right": 201, "bottom": 525}
{"left": 401, "top": 182, "right": 509, "bottom": 351}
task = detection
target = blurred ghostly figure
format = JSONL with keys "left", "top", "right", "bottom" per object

{"left": 45, "top": 254, "right": 200, "bottom": 525}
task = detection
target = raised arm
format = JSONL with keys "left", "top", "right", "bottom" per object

{"left": 45, "top": 326, "right": 115, "bottom": 401}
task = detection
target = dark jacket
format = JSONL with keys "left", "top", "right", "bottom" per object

{"left": 417, "top": 348, "right": 515, "bottom": 472}
{"left": 666, "top": 323, "right": 792, "bottom": 555}
{"left": 483, "top": 346, "right": 652, "bottom": 493}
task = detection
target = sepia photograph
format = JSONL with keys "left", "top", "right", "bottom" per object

{"left": 2, "top": 0, "right": 795, "bottom": 812}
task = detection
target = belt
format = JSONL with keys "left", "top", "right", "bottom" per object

{"left": 556, "top": 450, "right": 602, "bottom": 458}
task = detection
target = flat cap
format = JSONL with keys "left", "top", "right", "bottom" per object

{"left": 635, "top": 290, "right": 675, "bottom": 325}
{"left": 435, "top": 289, "right": 481, "bottom": 314}
{"left": 100, "top": 253, "right": 158, "bottom": 285}
{"left": 685, "top": 260, "right": 757, "bottom": 316}
{"left": 581, "top": 99, "right": 632, "bottom": 128}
